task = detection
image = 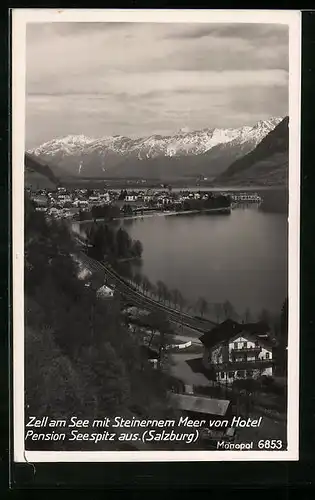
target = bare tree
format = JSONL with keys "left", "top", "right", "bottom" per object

{"left": 156, "top": 280, "right": 165, "bottom": 303}
{"left": 141, "top": 276, "right": 151, "bottom": 296}
{"left": 171, "top": 289, "right": 181, "bottom": 310}
{"left": 133, "top": 272, "right": 142, "bottom": 291}
{"left": 150, "top": 283, "right": 157, "bottom": 299}
{"left": 164, "top": 289, "right": 172, "bottom": 307}
{"left": 159, "top": 281, "right": 169, "bottom": 305}
{"left": 196, "top": 297, "right": 208, "bottom": 318}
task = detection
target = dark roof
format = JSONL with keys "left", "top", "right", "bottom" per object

{"left": 199, "top": 319, "right": 271, "bottom": 349}
{"left": 170, "top": 394, "right": 230, "bottom": 416}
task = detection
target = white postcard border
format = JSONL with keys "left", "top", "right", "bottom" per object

{"left": 12, "top": 8, "right": 301, "bottom": 463}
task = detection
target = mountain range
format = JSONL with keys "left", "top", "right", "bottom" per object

{"left": 27, "top": 117, "right": 283, "bottom": 181}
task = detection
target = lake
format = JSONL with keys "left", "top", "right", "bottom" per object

{"left": 122, "top": 204, "right": 288, "bottom": 319}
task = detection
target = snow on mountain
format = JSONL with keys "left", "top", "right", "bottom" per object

{"left": 27, "top": 117, "right": 283, "bottom": 178}
{"left": 29, "top": 118, "right": 282, "bottom": 159}
{"left": 30, "top": 134, "right": 97, "bottom": 157}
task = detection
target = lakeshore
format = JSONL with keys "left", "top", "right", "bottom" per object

{"left": 75, "top": 206, "right": 231, "bottom": 224}
{"left": 116, "top": 206, "right": 231, "bottom": 220}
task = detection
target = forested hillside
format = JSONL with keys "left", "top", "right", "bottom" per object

{"left": 215, "top": 117, "right": 289, "bottom": 186}
{"left": 25, "top": 152, "right": 61, "bottom": 189}
{"left": 24, "top": 194, "right": 176, "bottom": 450}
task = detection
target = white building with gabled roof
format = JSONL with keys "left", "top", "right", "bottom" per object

{"left": 200, "top": 319, "right": 275, "bottom": 384}
{"left": 96, "top": 284, "right": 114, "bottom": 299}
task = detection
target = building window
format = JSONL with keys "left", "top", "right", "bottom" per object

{"left": 243, "top": 341, "right": 247, "bottom": 348}
{"left": 228, "top": 371, "right": 234, "bottom": 379}
{"left": 220, "top": 372, "right": 225, "bottom": 379}
{"left": 266, "top": 352, "right": 270, "bottom": 359}
{"left": 234, "top": 342, "right": 238, "bottom": 349}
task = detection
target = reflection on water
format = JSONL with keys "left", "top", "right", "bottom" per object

{"left": 122, "top": 204, "right": 288, "bottom": 317}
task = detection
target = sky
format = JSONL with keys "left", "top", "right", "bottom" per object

{"left": 25, "top": 22, "right": 289, "bottom": 148}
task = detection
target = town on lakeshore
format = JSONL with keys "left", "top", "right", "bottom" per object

{"left": 28, "top": 184, "right": 262, "bottom": 221}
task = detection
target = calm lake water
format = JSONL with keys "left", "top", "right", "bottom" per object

{"left": 122, "top": 204, "right": 288, "bottom": 318}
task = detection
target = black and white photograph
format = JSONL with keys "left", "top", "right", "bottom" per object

{"left": 12, "top": 9, "right": 300, "bottom": 462}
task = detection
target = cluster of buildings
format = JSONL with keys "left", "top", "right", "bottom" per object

{"left": 121, "top": 189, "right": 215, "bottom": 205}
{"left": 27, "top": 186, "right": 112, "bottom": 219}
{"left": 224, "top": 192, "right": 262, "bottom": 203}
{"left": 28, "top": 185, "right": 234, "bottom": 220}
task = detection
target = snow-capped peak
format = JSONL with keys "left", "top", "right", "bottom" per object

{"left": 27, "top": 117, "right": 284, "bottom": 160}
{"left": 177, "top": 126, "right": 190, "bottom": 135}
{"left": 60, "top": 134, "right": 95, "bottom": 144}
{"left": 29, "top": 134, "right": 96, "bottom": 157}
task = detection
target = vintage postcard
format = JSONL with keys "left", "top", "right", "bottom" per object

{"left": 12, "top": 9, "right": 301, "bottom": 462}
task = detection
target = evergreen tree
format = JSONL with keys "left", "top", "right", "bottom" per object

{"left": 132, "top": 240, "right": 143, "bottom": 258}
{"left": 116, "top": 227, "right": 132, "bottom": 258}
